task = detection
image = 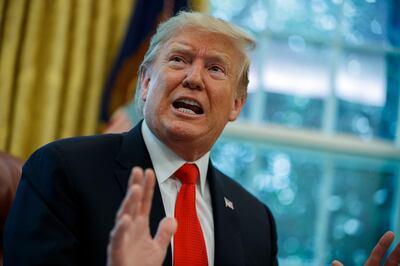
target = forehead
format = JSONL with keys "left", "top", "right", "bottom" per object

{"left": 161, "top": 29, "right": 242, "bottom": 63}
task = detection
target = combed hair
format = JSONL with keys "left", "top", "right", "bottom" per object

{"left": 135, "top": 11, "right": 255, "bottom": 116}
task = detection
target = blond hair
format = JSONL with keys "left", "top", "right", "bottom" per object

{"left": 135, "top": 11, "right": 255, "bottom": 116}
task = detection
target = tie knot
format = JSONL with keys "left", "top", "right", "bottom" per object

{"left": 175, "top": 163, "right": 199, "bottom": 184}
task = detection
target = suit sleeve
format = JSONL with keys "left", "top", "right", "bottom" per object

{"left": 3, "top": 144, "right": 81, "bottom": 265}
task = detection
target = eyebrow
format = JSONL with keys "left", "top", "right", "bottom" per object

{"left": 167, "top": 43, "right": 233, "bottom": 67}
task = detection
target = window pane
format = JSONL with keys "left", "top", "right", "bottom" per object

{"left": 259, "top": 39, "right": 330, "bottom": 128}
{"left": 326, "top": 167, "right": 396, "bottom": 265}
{"left": 336, "top": 52, "right": 400, "bottom": 140}
{"left": 340, "top": 0, "right": 390, "bottom": 47}
{"left": 264, "top": 92, "right": 324, "bottom": 129}
{"left": 211, "top": 138, "right": 398, "bottom": 265}
{"left": 211, "top": 138, "right": 320, "bottom": 263}
{"left": 336, "top": 52, "right": 386, "bottom": 107}
{"left": 266, "top": 0, "right": 340, "bottom": 41}
{"left": 262, "top": 39, "right": 331, "bottom": 98}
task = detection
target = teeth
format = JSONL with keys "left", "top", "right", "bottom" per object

{"left": 180, "top": 98, "right": 200, "bottom": 107}
{"left": 178, "top": 108, "right": 196, "bottom": 115}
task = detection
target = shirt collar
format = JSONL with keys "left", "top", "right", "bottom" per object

{"left": 141, "top": 120, "right": 210, "bottom": 195}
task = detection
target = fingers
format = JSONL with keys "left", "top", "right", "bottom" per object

{"left": 117, "top": 167, "right": 156, "bottom": 221}
{"left": 385, "top": 240, "right": 400, "bottom": 266}
{"left": 129, "top": 167, "right": 156, "bottom": 217}
{"left": 366, "top": 231, "right": 395, "bottom": 266}
{"left": 155, "top": 217, "right": 177, "bottom": 252}
{"left": 109, "top": 215, "right": 131, "bottom": 251}
{"left": 331, "top": 260, "right": 343, "bottom": 266}
{"left": 332, "top": 232, "right": 400, "bottom": 266}
{"left": 141, "top": 169, "right": 156, "bottom": 217}
{"left": 116, "top": 167, "right": 144, "bottom": 219}
{"left": 116, "top": 184, "right": 143, "bottom": 220}
{"left": 129, "top": 167, "right": 144, "bottom": 187}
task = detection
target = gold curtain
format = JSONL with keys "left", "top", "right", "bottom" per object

{"left": 190, "top": 0, "right": 208, "bottom": 12}
{"left": 0, "top": 0, "right": 135, "bottom": 159}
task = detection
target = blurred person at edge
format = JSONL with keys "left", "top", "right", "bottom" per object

{"left": 4, "top": 11, "right": 400, "bottom": 266}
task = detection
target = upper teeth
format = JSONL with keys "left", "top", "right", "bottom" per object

{"left": 180, "top": 98, "right": 200, "bottom": 107}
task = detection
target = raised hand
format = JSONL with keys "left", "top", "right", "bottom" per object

{"left": 107, "top": 167, "right": 177, "bottom": 266}
{"left": 332, "top": 231, "right": 400, "bottom": 266}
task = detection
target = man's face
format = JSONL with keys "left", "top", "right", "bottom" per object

{"left": 141, "top": 29, "right": 245, "bottom": 159}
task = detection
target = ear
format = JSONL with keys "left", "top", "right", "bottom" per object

{"left": 140, "top": 68, "right": 151, "bottom": 101}
{"left": 228, "top": 95, "right": 246, "bottom": 121}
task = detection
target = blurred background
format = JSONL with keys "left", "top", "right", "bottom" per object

{"left": 1, "top": 0, "right": 399, "bottom": 265}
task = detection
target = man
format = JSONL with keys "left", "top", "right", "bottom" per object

{"left": 4, "top": 11, "right": 276, "bottom": 266}
{"left": 3, "top": 12, "right": 400, "bottom": 266}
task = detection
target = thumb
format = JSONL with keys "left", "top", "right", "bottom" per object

{"left": 332, "top": 260, "right": 344, "bottom": 266}
{"left": 155, "top": 217, "right": 177, "bottom": 251}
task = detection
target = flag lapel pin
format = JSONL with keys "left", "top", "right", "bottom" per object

{"left": 224, "top": 197, "right": 234, "bottom": 210}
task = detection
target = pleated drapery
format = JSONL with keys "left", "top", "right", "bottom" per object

{"left": 0, "top": 0, "right": 135, "bottom": 159}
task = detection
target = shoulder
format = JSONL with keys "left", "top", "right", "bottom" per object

{"left": 22, "top": 133, "right": 128, "bottom": 188}
{"left": 26, "top": 133, "right": 122, "bottom": 165}
{"left": 43, "top": 133, "right": 123, "bottom": 156}
{"left": 212, "top": 166, "right": 270, "bottom": 213}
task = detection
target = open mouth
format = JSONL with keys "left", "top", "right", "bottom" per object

{"left": 172, "top": 98, "right": 204, "bottom": 115}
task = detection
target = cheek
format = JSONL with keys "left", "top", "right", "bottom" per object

{"left": 153, "top": 72, "right": 182, "bottom": 95}
{"left": 146, "top": 78, "right": 166, "bottom": 100}
{"left": 166, "top": 72, "right": 185, "bottom": 89}
{"left": 143, "top": 84, "right": 163, "bottom": 113}
{"left": 146, "top": 80, "right": 175, "bottom": 111}
{"left": 211, "top": 87, "right": 236, "bottom": 108}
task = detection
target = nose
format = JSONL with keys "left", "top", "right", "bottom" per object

{"left": 182, "top": 62, "right": 204, "bottom": 90}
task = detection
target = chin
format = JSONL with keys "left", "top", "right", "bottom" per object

{"left": 163, "top": 119, "right": 202, "bottom": 140}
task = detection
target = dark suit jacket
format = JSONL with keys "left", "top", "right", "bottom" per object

{"left": 4, "top": 122, "right": 278, "bottom": 265}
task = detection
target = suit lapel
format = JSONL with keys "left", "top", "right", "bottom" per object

{"left": 114, "top": 121, "right": 172, "bottom": 266}
{"left": 208, "top": 164, "right": 245, "bottom": 266}
{"left": 113, "top": 122, "right": 244, "bottom": 265}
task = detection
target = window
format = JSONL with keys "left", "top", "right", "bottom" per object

{"left": 209, "top": 0, "right": 400, "bottom": 265}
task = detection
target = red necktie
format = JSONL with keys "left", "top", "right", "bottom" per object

{"left": 173, "top": 163, "right": 208, "bottom": 266}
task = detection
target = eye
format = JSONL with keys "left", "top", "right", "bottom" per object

{"left": 170, "top": 56, "right": 186, "bottom": 63}
{"left": 208, "top": 65, "right": 225, "bottom": 74}
{"left": 168, "top": 55, "right": 187, "bottom": 69}
{"left": 208, "top": 65, "right": 227, "bottom": 80}
{"left": 209, "top": 65, "right": 225, "bottom": 73}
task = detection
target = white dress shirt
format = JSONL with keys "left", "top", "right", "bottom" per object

{"left": 142, "top": 120, "right": 215, "bottom": 266}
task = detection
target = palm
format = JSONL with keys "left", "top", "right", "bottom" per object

{"left": 107, "top": 168, "right": 176, "bottom": 266}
